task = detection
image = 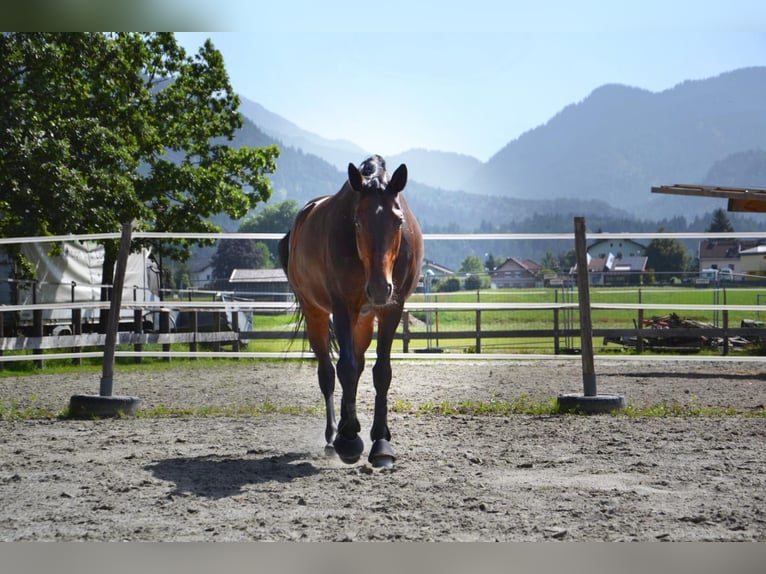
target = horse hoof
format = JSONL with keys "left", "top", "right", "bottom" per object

{"left": 369, "top": 439, "right": 396, "bottom": 468}
{"left": 333, "top": 434, "right": 364, "bottom": 464}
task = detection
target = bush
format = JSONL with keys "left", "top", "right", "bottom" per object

{"left": 436, "top": 277, "right": 462, "bottom": 292}
{"left": 464, "top": 274, "right": 490, "bottom": 290}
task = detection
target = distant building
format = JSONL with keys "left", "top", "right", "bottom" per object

{"left": 587, "top": 237, "right": 646, "bottom": 259}
{"left": 697, "top": 239, "right": 762, "bottom": 279}
{"left": 573, "top": 237, "right": 648, "bottom": 285}
{"left": 490, "top": 257, "right": 541, "bottom": 288}
{"left": 421, "top": 260, "right": 454, "bottom": 278}
{"left": 227, "top": 268, "right": 292, "bottom": 301}
{"left": 189, "top": 262, "right": 214, "bottom": 289}
{"left": 735, "top": 244, "right": 766, "bottom": 278}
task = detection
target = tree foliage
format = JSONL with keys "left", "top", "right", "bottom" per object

{"left": 212, "top": 239, "right": 271, "bottom": 281}
{"left": 706, "top": 208, "right": 734, "bottom": 233}
{"left": 0, "top": 32, "right": 279, "bottom": 266}
{"left": 238, "top": 200, "right": 300, "bottom": 263}
{"left": 646, "top": 228, "right": 689, "bottom": 274}
{"left": 459, "top": 254, "right": 484, "bottom": 275}
{"left": 539, "top": 250, "right": 560, "bottom": 273}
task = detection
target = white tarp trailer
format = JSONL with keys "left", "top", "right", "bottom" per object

{"left": 0, "top": 241, "right": 161, "bottom": 335}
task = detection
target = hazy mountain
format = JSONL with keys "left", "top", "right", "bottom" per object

{"left": 216, "top": 69, "right": 766, "bottom": 269}
{"left": 702, "top": 150, "right": 766, "bottom": 188}
{"left": 387, "top": 148, "right": 481, "bottom": 191}
{"left": 238, "top": 97, "right": 367, "bottom": 170}
{"left": 238, "top": 97, "right": 485, "bottom": 191}
{"left": 466, "top": 67, "right": 766, "bottom": 219}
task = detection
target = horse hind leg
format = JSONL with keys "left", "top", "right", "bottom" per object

{"left": 317, "top": 355, "right": 337, "bottom": 448}
{"left": 303, "top": 310, "right": 337, "bottom": 449}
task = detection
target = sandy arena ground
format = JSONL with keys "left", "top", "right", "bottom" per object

{"left": 1, "top": 357, "right": 765, "bottom": 541}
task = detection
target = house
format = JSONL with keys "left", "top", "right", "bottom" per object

{"left": 490, "top": 257, "right": 541, "bottom": 288}
{"left": 697, "top": 239, "right": 760, "bottom": 280}
{"left": 227, "top": 268, "right": 292, "bottom": 302}
{"left": 189, "top": 262, "right": 214, "bottom": 289}
{"left": 736, "top": 244, "right": 766, "bottom": 278}
{"left": 421, "top": 260, "right": 454, "bottom": 278}
{"left": 573, "top": 237, "right": 649, "bottom": 285}
{"left": 587, "top": 237, "right": 646, "bottom": 259}
{"left": 571, "top": 253, "right": 648, "bottom": 286}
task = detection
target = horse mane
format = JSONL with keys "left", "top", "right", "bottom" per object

{"left": 358, "top": 154, "right": 390, "bottom": 191}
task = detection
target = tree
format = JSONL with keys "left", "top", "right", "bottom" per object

{"left": 211, "top": 239, "right": 271, "bottom": 284}
{"left": 239, "top": 200, "right": 300, "bottom": 263}
{"left": 646, "top": 228, "right": 689, "bottom": 275}
{"left": 706, "top": 208, "right": 734, "bottom": 233}
{"left": 0, "top": 33, "right": 279, "bottom": 315}
{"left": 459, "top": 254, "right": 485, "bottom": 275}
{"left": 484, "top": 253, "right": 500, "bottom": 271}
{"left": 540, "top": 250, "right": 560, "bottom": 273}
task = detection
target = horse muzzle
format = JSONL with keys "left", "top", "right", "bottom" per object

{"left": 366, "top": 281, "right": 394, "bottom": 306}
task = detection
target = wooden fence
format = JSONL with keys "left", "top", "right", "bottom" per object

{"left": 2, "top": 298, "right": 766, "bottom": 368}
{"left": 5, "top": 230, "right": 766, "bottom": 367}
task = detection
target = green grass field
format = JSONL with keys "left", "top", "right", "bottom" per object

{"left": 3, "top": 285, "right": 766, "bottom": 372}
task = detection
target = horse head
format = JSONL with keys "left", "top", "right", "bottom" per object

{"left": 348, "top": 158, "right": 408, "bottom": 307}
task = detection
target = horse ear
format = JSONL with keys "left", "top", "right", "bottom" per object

{"left": 388, "top": 164, "right": 408, "bottom": 194}
{"left": 348, "top": 163, "right": 364, "bottom": 191}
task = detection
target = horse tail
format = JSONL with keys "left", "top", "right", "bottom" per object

{"left": 278, "top": 232, "right": 290, "bottom": 273}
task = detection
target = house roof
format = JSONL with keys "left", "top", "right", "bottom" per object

{"left": 739, "top": 244, "right": 766, "bottom": 256}
{"left": 422, "top": 260, "right": 454, "bottom": 275}
{"left": 493, "top": 257, "right": 540, "bottom": 273}
{"left": 229, "top": 268, "right": 287, "bottom": 283}
{"left": 698, "top": 239, "right": 760, "bottom": 259}
{"left": 587, "top": 237, "right": 647, "bottom": 253}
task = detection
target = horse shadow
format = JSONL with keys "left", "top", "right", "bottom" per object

{"left": 144, "top": 451, "right": 322, "bottom": 499}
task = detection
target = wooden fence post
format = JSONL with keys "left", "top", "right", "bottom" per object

{"left": 231, "top": 310, "right": 240, "bottom": 357}
{"left": 190, "top": 310, "right": 198, "bottom": 359}
{"left": 71, "top": 280, "right": 82, "bottom": 366}
{"left": 160, "top": 309, "right": 171, "bottom": 362}
{"left": 574, "top": 217, "right": 596, "bottom": 396}
{"left": 637, "top": 288, "right": 644, "bottom": 354}
{"left": 475, "top": 310, "right": 482, "bottom": 354}
{"left": 402, "top": 310, "right": 410, "bottom": 353}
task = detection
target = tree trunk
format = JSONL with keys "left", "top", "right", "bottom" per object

{"left": 99, "top": 241, "right": 118, "bottom": 334}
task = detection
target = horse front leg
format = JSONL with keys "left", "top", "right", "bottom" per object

{"left": 368, "top": 307, "right": 402, "bottom": 468}
{"left": 331, "top": 308, "right": 366, "bottom": 464}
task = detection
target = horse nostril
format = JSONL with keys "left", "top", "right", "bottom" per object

{"left": 366, "top": 283, "right": 393, "bottom": 304}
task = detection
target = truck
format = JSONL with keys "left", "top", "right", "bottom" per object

{"left": 0, "top": 240, "right": 161, "bottom": 336}
{"left": 696, "top": 267, "right": 734, "bottom": 286}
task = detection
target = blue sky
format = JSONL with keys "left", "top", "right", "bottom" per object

{"left": 176, "top": 1, "right": 765, "bottom": 162}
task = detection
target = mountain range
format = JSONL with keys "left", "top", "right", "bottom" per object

{"left": 239, "top": 67, "right": 766, "bottom": 222}
{"left": 221, "top": 67, "right": 766, "bottom": 269}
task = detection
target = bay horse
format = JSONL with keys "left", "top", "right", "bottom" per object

{"left": 278, "top": 155, "right": 423, "bottom": 467}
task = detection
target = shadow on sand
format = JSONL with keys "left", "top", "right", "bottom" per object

{"left": 144, "top": 451, "right": 322, "bottom": 499}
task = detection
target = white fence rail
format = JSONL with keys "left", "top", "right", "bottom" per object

{"left": 3, "top": 231, "right": 766, "bottom": 366}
